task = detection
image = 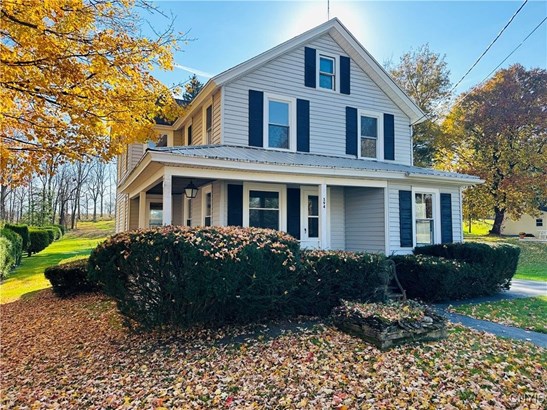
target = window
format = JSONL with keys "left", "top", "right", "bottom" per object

{"left": 307, "top": 195, "right": 319, "bottom": 238}
{"left": 202, "top": 185, "right": 212, "bottom": 226}
{"left": 205, "top": 105, "right": 212, "bottom": 144}
{"left": 360, "top": 115, "right": 378, "bottom": 158}
{"left": 415, "top": 193, "right": 434, "bottom": 246}
{"left": 319, "top": 55, "right": 336, "bottom": 90}
{"left": 268, "top": 100, "right": 290, "bottom": 149}
{"left": 184, "top": 197, "right": 192, "bottom": 227}
{"left": 149, "top": 203, "right": 163, "bottom": 227}
{"left": 249, "top": 190, "right": 279, "bottom": 230}
{"left": 187, "top": 124, "right": 193, "bottom": 145}
{"left": 147, "top": 134, "right": 167, "bottom": 149}
{"left": 536, "top": 218, "right": 544, "bottom": 227}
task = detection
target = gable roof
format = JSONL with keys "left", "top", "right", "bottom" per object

{"left": 176, "top": 18, "right": 425, "bottom": 127}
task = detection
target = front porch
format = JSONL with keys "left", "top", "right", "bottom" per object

{"left": 120, "top": 168, "right": 388, "bottom": 253}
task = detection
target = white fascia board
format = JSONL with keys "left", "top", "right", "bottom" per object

{"left": 405, "top": 173, "right": 484, "bottom": 185}
{"left": 118, "top": 152, "right": 153, "bottom": 192}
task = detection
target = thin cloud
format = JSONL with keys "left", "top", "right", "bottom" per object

{"left": 174, "top": 64, "right": 214, "bottom": 79}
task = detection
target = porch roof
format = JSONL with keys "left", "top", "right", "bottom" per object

{"left": 149, "top": 145, "right": 481, "bottom": 182}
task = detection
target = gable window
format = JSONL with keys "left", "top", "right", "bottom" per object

{"left": 249, "top": 190, "right": 280, "bottom": 230}
{"left": 415, "top": 193, "right": 435, "bottom": 246}
{"left": 264, "top": 94, "right": 296, "bottom": 150}
{"left": 202, "top": 185, "right": 212, "bottom": 226}
{"left": 358, "top": 111, "right": 383, "bottom": 159}
{"left": 536, "top": 218, "right": 543, "bottom": 227}
{"left": 319, "top": 55, "right": 336, "bottom": 90}
{"left": 205, "top": 105, "right": 212, "bottom": 144}
{"left": 187, "top": 124, "right": 193, "bottom": 145}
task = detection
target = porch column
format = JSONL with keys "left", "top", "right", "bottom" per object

{"left": 320, "top": 182, "right": 328, "bottom": 249}
{"left": 138, "top": 191, "right": 147, "bottom": 228}
{"left": 162, "top": 173, "right": 172, "bottom": 225}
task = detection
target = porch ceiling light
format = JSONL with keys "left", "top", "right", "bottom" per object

{"left": 184, "top": 180, "right": 199, "bottom": 199}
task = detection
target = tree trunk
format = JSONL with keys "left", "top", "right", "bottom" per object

{"left": 0, "top": 185, "right": 8, "bottom": 221}
{"left": 490, "top": 207, "right": 505, "bottom": 235}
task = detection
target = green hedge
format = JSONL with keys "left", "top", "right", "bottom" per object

{"left": 4, "top": 224, "right": 30, "bottom": 252}
{"left": 28, "top": 229, "right": 51, "bottom": 256}
{"left": 53, "top": 224, "right": 66, "bottom": 235}
{"left": 0, "top": 228, "right": 23, "bottom": 266}
{"left": 45, "top": 258, "right": 99, "bottom": 298}
{"left": 44, "top": 225, "right": 62, "bottom": 240}
{"left": 0, "top": 237, "right": 16, "bottom": 279}
{"left": 89, "top": 226, "right": 301, "bottom": 328}
{"left": 297, "top": 250, "right": 390, "bottom": 316}
{"left": 392, "top": 242, "right": 520, "bottom": 302}
{"left": 40, "top": 228, "right": 55, "bottom": 244}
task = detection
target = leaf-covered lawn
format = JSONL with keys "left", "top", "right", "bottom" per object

{"left": 1, "top": 291, "right": 545, "bottom": 409}
{"left": 452, "top": 297, "right": 547, "bottom": 334}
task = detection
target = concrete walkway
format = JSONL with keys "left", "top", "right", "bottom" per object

{"left": 436, "top": 279, "right": 547, "bottom": 348}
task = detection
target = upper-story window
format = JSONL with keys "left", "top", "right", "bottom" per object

{"left": 358, "top": 110, "right": 383, "bottom": 160}
{"left": 147, "top": 134, "right": 167, "bottom": 149}
{"left": 205, "top": 105, "right": 212, "bottom": 144}
{"left": 187, "top": 124, "right": 193, "bottom": 145}
{"left": 319, "top": 55, "right": 336, "bottom": 90}
{"left": 264, "top": 94, "right": 296, "bottom": 150}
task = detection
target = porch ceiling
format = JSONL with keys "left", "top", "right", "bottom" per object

{"left": 147, "top": 177, "right": 214, "bottom": 195}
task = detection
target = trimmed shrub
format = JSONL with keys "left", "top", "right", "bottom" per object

{"left": 45, "top": 258, "right": 99, "bottom": 297}
{"left": 44, "top": 225, "right": 62, "bottom": 240}
{"left": 392, "top": 242, "right": 520, "bottom": 302}
{"left": 28, "top": 229, "right": 51, "bottom": 256}
{"left": 4, "top": 224, "right": 30, "bottom": 251}
{"left": 0, "top": 237, "right": 16, "bottom": 279}
{"left": 0, "top": 228, "right": 23, "bottom": 265}
{"left": 89, "top": 226, "right": 301, "bottom": 328}
{"left": 297, "top": 250, "right": 390, "bottom": 316}
{"left": 40, "top": 228, "right": 55, "bottom": 244}
{"left": 54, "top": 224, "right": 66, "bottom": 235}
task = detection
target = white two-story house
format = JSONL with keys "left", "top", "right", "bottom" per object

{"left": 115, "top": 18, "right": 481, "bottom": 254}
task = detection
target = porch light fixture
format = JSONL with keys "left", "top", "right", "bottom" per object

{"left": 184, "top": 180, "right": 199, "bottom": 199}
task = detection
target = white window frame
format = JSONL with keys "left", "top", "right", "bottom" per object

{"left": 316, "top": 51, "right": 339, "bottom": 93}
{"left": 243, "top": 182, "right": 287, "bottom": 232}
{"left": 202, "top": 184, "right": 212, "bottom": 226}
{"left": 358, "top": 109, "right": 384, "bottom": 160}
{"left": 411, "top": 187, "right": 441, "bottom": 248}
{"left": 263, "top": 93, "right": 297, "bottom": 151}
{"left": 202, "top": 100, "right": 213, "bottom": 145}
{"left": 184, "top": 196, "right": 192, "bottom": 227}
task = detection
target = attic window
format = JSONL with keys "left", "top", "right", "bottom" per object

{"left": 319, "top": 55, "right": 336, "bottom": 90}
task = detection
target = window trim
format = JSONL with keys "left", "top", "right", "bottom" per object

{"left": 411, "top": 187, "right": 441, "bottom": 248}
{"left": 202, "top": 103, "right": 213, "bottom": 145}
{"left": 358, "top": 109, "right": 384, "bottom": 160}
{"left": 316, "top": 51, "right": 339, "bottom": 93}
{"left": 201, "top": 184, "right": 212, "bottom": 226}
{"left": 263, "top": 92, "right": 297, "bottom": 151}
{"left": 242, "top": 182, "right": 287, "bottom": 231}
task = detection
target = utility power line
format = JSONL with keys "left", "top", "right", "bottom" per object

{"left": 410, "top": 0, "right": 530, "bottom": 126}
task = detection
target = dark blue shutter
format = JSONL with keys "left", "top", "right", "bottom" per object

{"left": 346, "top": 107, "right": 357, "bottom": 156}
{"left": 340, "top": 56, "right": 350, "bottom": 95}
{"left": 384, "top": 113, "right": 395, "bottom": 160}
{"left": 399, "top": 190, "right": 413, "bottom": 247}
{"left": 248, "top": 90, "right": 263, "bottom": 147}
{"left": 440, "top": 193, "right": 453, "bottom": 244}
{"left": 287, "top": 188, "right": 301, "bottom": 240}
{"left": 227, "top": 184, "right": 243, "bottom": 226}
{"left": 296, "top": 99, "right": 310, "bottom": 152}
{"left": 304, "top": 47, "right": 316, "bottom": 88}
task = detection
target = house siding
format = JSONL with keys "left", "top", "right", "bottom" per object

{"left": 212, "top": 90, "right": 222, "bottom": 144}
{"left": 345, "top": 187, "right": 385, "bottom": 253}
{"left": 223, "top": 33, "right": 412, "bottom": 164}
{"left": 388, "top": 182, "right": 462, "bottom": 255}
{"left": 329, "top": 186, "right": 345, "bottom": 250}
{"left": 115, "top": 193, "right": 128, "bottom": 233}
{"left": 172, "top": 194, "right": 184, "bottom": 226}
{"left": 129, "top": 198, "right": 139, "bottom": 230}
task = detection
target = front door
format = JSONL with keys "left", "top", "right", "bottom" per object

{"left": 301, "top": 188, "right": 320, "bottom": 249}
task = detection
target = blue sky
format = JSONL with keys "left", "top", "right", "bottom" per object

{"left": 145, "top": 1, "right": 547, "bottom": 95}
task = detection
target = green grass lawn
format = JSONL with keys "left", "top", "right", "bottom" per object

{"left": 451, "top": 296, "right": 547, "bottom": 333}
{"left": 463, "top": 219, "right": 494, "bottom": 237}
{"left": 0, "top": 220, "right": 114, "bottom": 304}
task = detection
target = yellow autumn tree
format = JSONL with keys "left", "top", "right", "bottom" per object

{"left": 0, "top": 0, "right": 183, "bottom": 186}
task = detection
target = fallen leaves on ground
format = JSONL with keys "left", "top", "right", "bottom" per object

{"left": 451, "top": 296, "right": 547, "bottom": 333}
{"left": 1, "top": 291, "right": 546, "bottom": 409}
